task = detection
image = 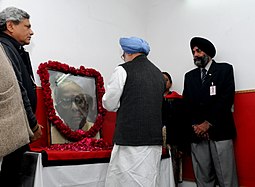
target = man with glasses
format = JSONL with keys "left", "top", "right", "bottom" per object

{"left": 51, "top": 79, "right": 99, "bottom": 144}
{"left": 103, "top": 36, "right": 165, "bottom": 187}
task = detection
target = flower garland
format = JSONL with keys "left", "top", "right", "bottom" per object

{"left": 37, "top": 61, "right": 107, "bottom": 142}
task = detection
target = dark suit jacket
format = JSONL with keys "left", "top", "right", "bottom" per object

{"left": 0, "top": 33, "right": 37, "bottom": 129}
{"left": 183, "top": 60, "right": 236, "bottom": 142}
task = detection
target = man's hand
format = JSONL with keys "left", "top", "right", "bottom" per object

{"left": 30, "top": 124, "right": 43, "bottom": 142}
{"left": 192, "top": 121, "right": 211, "bottom": 139}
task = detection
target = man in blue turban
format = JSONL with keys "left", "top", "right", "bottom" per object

{"left": 103, "top": 37, "right": 165, "bottom": 187}
{"left": 119, "top": 36, "right": 150, "bottom": 55}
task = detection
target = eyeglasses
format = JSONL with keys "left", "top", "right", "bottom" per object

{"left": 121, "top": 52, "right": 125, "bottom": 60}
{"left": 57, "top": 94, "right": 87, "bottom": 109}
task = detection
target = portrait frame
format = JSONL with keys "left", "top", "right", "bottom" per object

{"left": 37, "top": 61, "right": 106, "bottom": 143}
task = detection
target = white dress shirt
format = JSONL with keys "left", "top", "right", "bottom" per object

{"left": 201, "top": 59, "right": 212, "bottom": 77}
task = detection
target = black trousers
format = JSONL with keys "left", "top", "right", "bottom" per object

{"left": 0, "top": 144, "right": 30, "bottom": 187}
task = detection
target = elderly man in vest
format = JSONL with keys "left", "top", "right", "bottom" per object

{"left": 0, "top": 7, "right": 42, "bottom": 186}
{"left": 103, "top": 37, "right": 165, "bottom": 187}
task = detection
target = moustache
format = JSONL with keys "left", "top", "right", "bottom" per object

{"left": 194, "top": 58, "right": 202, "bottom": 66}
{"left": 193, "top": 56, "right": 209, "bottom": 68}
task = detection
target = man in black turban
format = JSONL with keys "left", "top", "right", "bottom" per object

{"left": 182, "top": 37, "right": 239, "bottom": 187}
{"left": 190, "top": 37, "right": 216, "bottom": 68}
{"left": 190, "top": 37, "right": 216, "bottom": 57}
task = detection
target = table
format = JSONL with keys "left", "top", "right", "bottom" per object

{"left": 29, "top": 152, "right": 175, "bottom": 187}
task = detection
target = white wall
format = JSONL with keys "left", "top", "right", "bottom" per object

{"left": 0, "top": 0, "right": 149, "bottom": 86}
{"left": 147, "top": 0, "right": 255, "bottom": 93}
{"left": 0, "top": 0, "right": 254, "bottom": 92}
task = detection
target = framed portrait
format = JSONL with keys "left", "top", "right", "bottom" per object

{"left": 37, "top": 61, "right": 106, "bottom": 145}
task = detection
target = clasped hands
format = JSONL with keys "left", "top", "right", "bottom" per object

{"left": 192, "top": 121, "right": 211, "bottom": 139}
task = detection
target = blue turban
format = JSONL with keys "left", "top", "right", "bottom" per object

{"left": 119, "top": 37, "right": 150, "bottom": 55}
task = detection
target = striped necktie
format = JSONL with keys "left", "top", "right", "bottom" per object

{"left": 201, "top": 68, "right": 207, "bottom": 83}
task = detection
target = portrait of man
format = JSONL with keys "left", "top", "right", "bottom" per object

{"left": 54, "top": 80, "right": 89, "bottom": 131}
{"left": 48, "top": 70, "right": 99, "bottom": 144}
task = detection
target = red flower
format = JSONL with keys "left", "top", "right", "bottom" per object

{"left": 37, "top": 61, "right": 110, "bottom": 150}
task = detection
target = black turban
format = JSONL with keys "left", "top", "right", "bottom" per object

{"left": 190, "top": 37, "right": 216, "bottom": 58}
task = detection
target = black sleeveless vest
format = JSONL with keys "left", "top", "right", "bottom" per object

{"left": 114, "top": 55, "right": 165, "bottom": 146}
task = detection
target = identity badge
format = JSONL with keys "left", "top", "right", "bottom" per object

{"left": 210, "top": 82, "right": 216, "bottom": 96}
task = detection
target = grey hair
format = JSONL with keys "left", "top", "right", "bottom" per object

{"left": 0, "top": 7, "right": 30, "bottom": 31}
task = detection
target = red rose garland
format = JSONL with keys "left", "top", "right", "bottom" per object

{"left": 37, "top": 61, "right": 107, "bottom": 143}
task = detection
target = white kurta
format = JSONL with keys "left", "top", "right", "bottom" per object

{"left": 102, "top": 66, "right": 126, "bottom": 112}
